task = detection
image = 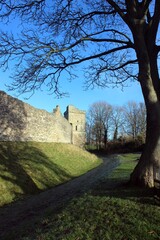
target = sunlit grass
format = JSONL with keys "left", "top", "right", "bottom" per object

{"left": 110, "top": 153, "right": 140, "bottom": 180}
{"left": 0, "top": 142, "right": 101, "bottom": 206}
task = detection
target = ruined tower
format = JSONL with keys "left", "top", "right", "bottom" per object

{"left": 64, "top": 105, "right": 86, "bottom": 147}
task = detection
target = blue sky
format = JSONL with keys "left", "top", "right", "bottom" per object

{"left": 0, "top": 68, "right": 144, "bottom": 114}
{"left": 0, "top": 5, "right": 145, "bottom": 115}
{"left": 0, "top": 2, "right": 159, "bottom": 115}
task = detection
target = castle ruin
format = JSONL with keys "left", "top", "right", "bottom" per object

{"left": 0, "top": 91, "right": 86, "bottom": 147}
{"left": 64, "top": 105, "right": 86, "bottom": 146}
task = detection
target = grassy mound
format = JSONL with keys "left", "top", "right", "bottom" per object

{"left": 0, "top": 142, "right": 101, "bottom": 206}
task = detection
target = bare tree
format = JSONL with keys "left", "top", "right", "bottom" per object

{"left": 111, "top": 106, "right": 124, "bottom": 141}
{"left": 123, "top": 101, "right": 146, "bottom": 140}
{"left": 87, "top": 101, "right": 112, "bottom": 149}
{"left": 0, "top": 1, "right": 159, "bottom": 186}
{"left": 86, "top": 112, "right": 95, "bottom": 146}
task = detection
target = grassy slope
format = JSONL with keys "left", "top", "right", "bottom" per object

{"left": 0, "top": 142, "right": 101, "bottom": 206}
{"left": 18, "top": 153, "right": 160, "bottom": 240}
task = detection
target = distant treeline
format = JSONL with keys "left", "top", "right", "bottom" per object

{"left": 86, "top": 101, "right": 146, "bottom": 153}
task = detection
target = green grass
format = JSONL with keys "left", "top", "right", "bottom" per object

{"left": 109, "top": 153, "right": 140, "bottom": 180}
{"left": 0, "top": 142, "right": 101, "bottom": 206}
{"left": 12, "top": 153, "right": 160, "bottom": 240}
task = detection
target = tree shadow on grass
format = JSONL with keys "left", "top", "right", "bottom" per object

{"left": 0, "top": 142, "right": 72, "bottom": 206}
{"left": 0, "top": 143, "right": 39, "bottom": 195}
{"left": 92, "top": 168, "right": 155, "bottom": 206}
{"left": 18, "top": 143, "right": 73, "bottom": 188}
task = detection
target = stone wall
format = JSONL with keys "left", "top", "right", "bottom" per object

{"left": 0, "top": 91, "right": 72, "bottom": 143}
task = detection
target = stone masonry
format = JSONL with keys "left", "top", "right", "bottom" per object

{"left": 0, "top": 91, "right": 86, "bottom": 146}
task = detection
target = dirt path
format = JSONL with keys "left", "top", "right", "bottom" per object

{"left": 0, "top": 155, "right": 119, "bottom": 239}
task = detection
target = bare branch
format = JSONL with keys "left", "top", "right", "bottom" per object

{"left": 64, "top": 45, "right": 133, "bottom": 67}
{"left": 98, "top": 59, "right": 138, "bottom": 72}
{"left": 106, "top": 0, "right": 127, "bottom": 23}
{"left": 150, "top": 0, "right": 160, "bottom": 42}
{"left": 55, "top": 36, "right": 134, "bottom": 53}
{"left": 0, "top": 0, "right": 45, "bottom": 18}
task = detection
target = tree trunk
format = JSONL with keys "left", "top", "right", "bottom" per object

{"left": 130, "top": 76, "right": 160, "bottom": 187}
{"left": 129, "top": 16, "right": 160, "bottom": 187}
{"left": 113, "top": 126, "right": 118, "bottom": 141}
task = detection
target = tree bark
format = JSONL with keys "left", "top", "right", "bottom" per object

{"left": 129, "top": 17, "right": 160, "bottom": 187}
{"left": 130, "top": 57, "right": 160, "bottom": 187}
{"left": 130, "top": 98, "right": 160, "bottom": 187}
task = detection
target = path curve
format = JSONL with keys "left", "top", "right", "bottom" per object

{"left": 0, "top": 154, "right": 119, "bottom": 238}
